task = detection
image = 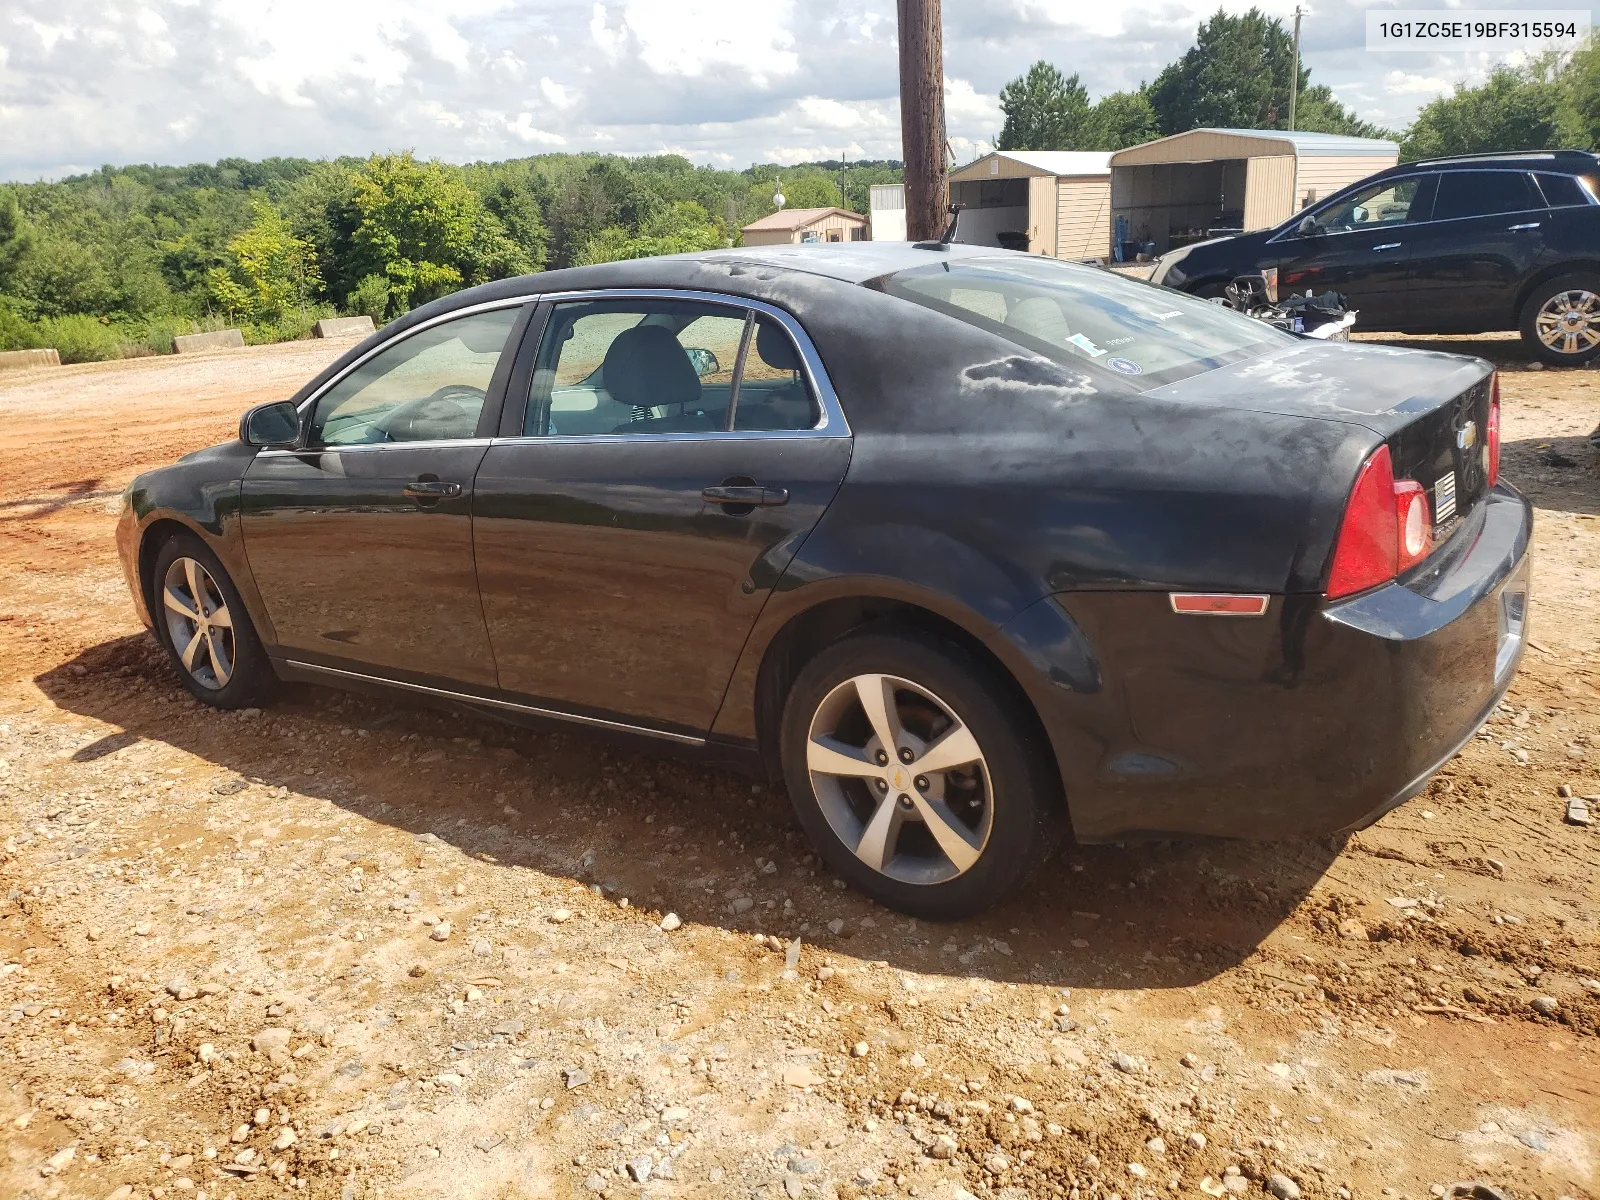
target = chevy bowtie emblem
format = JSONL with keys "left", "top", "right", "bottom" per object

{"left": 891, "top": 768, "right": 908, "bottom": 790}
{"left": 1456, "top": 420, "right": 1478, "bottom": 450}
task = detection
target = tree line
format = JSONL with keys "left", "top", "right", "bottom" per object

{"left": 0, "top": 154, "right": 897, "bottom": 362}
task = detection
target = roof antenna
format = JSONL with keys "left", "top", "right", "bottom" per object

{"left": 914, "top": 203, "right": 963, "bottom": 251}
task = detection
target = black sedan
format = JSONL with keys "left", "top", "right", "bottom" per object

{"left": 1151, "top": 150, "right": 1600, "bottom": 366}
{"left": 116, "top": 244, "right": 1531, "bottom": 918}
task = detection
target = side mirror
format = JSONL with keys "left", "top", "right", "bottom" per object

{"left": 685, "top": 347, "right": 720, "bottom": 377}
{"left": 240, "top": 400, "right": 301, "bottom": 448}
{"left": 1296, "top": 215, "right": 1319, "bottom": 238}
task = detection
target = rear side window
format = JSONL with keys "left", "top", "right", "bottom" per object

{"left": 873, "top": 256, "right": 1290, "bottom": 388}
{"left": 1432, "top": 171, "right": 1540, "bottom": 221}
{"left": 1534, "top": 172, "right": 1592, "bottom": 208}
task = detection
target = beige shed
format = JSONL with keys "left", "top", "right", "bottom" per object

{"left": 946, "top": 151, "right": 1113, "bottom": 259}
{"left": 740, "top": 206, "right": 868, "bottom": 247}
{"left": 1107, "top": 128, "right": 1399, "bottom": 256}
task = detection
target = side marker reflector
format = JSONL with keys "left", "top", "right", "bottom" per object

{"left": 1169, "top": 593, "right": 1270, "bottom": 617}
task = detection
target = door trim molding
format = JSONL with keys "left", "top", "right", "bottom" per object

{"left": 280, "top": 658, "right": 708, "bottom": 746}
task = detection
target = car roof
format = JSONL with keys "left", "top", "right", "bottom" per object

{"left": 1398, "top": 149, "right": 1600, "bottom": 173}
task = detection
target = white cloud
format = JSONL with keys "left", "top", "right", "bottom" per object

{"left": 0, "top": 0, "right": 1553, "bottom": 183}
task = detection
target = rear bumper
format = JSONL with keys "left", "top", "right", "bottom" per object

{"left": 999, "top": 484, "right": 1532, "bottom": 842}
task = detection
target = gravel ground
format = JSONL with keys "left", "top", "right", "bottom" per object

{"left": 0, "top": 335, "right": 1596, "bottom": 1200}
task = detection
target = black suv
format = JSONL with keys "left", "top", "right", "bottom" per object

{"left": 1150, "top": 150, "right": 1600, "bottom": 365}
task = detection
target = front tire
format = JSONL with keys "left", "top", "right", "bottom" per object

{"left": 1521, "top": 273, "right": 1600, "bottom": 365}
{"left": 150, "top": 533, "right": 275, "bottom": 709}
{"left": 779, "top": 630, "right": 1063, "bottom": 920}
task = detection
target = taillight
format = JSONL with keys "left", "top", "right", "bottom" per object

{"left": 1485, "top": 373, "right": 1501, "bottom": 487}
{"left": 1326, "top": 445, "right": 1433, "bottom": 598}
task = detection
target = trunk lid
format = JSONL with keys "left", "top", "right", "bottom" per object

{"left": 1148, "top": 339, "right": 1496, "bottom": 531}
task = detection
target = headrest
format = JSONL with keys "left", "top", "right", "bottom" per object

{"left": 1005, "top": 296, "right": 1068, "bottom": 344}
{"left": 602, "top": 324, "right": 702, "bottom": 410}
{"left": 755, "top": 320, "right": 801, "bottom": 372}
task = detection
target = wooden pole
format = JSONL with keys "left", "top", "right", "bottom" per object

{"left": 1288, "top": 5, "right": 1303, "bottom": 131}
{"left": 897, "top": 0, "right": 947, "bottom": 241}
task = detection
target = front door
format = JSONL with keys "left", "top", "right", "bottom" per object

{"left": 1404, "top": 169, "right": 1550, "bottom": 331}
{"left": 1269, "top": 174, "right": 1433, "bottom": 330}
{"left": 473, "top": 297, "right": 852, "bottom": 735}
{"left": 240, "top": 305, "right": 527, "bottom": 688}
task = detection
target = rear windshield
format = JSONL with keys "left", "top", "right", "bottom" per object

{"left": 871, "top": 255, "right": 1291, "bottom": 388}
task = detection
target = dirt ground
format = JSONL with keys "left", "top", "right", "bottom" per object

{"left": 0, "top": 333, "right": 1596, "bottom": 1200}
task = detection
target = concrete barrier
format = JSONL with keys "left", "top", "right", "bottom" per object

{"left": 173, "top": 329, "right": 245, "bottom": 355}
{"left": 313, "top": 315, "right": 376, "bottom": 339}
{"left": 0, "top": 347, "right": 62, "bottom": 372}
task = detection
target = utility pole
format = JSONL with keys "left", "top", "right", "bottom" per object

{"left": 897, "top": 0, "right": 947, "bottom": 241}
{"left": 1287, "top": 5, "right": 1303, "bottom": 132}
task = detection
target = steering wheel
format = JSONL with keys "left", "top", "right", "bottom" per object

{"left": 378, "top": 385, "right": 487, "bottom": 441}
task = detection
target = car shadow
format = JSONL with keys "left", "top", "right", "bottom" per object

{"left": 36, "top": 635, "right": 1349, "bottom": 994}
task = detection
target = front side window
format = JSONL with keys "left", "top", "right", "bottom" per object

{"left": 307, "top": 308, "right": 521, "bottom": 446}
{"left": 873, "top": 255, "right": 1289, "bottom": 388}
{"left": 525, "top": 300, "right": 818, "bottom": 436}
{"left": 1432, "top": 171, "right": 1540, "bottom": 221}
{"left": 1316, "top": 177, "right": 1425, "bottom": 232}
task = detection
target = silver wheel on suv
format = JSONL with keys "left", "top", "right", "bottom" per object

{"left": 1534, "top": 287, "right": 1600, "bottom": 356}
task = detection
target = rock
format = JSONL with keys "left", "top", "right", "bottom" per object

{"left": 1146, "top": 1136, "right": 1166, "bottom": 1155}
{"left": 1517, "top": 1129, "right": 1549, "bottom": 1151}
{"left": 251, "top": 1028, "right": 291, "bottom": 1053}
{"left": 1113, "top": 1052, "right": 1143, "bottom": 1073}
{"left": 270, "top": 1128, "right": 297, "bottom": 1152}
{"left": 851, "top": 1041, "right": 870, "bottom": 1058}
{"left": 731, "top": 897, "right": 754, "bottom": 914}
{"left": 1188, "top": 1131, "right": 1208, "bottom": 1150}
{"left": 1266, "top": 1174, "right": 1303, "bottom": 1200}
{"left": 1180, "top": 1051, "right": 1200, "bottom": 1069}
{"left": 253, "top": 1106, "right": 271, "bottom": 1127}
{"left": 626, "top": 1155, "right": 653, "bottom": 1182}
{"left": 549, "top": 909, "right": 571, "bottom": 924}
{"left": 196, "top": 1043, "right": 217, "bottom": 1066}
{"left": 583, "top": 1172, "right": 607, "bottom": 1192}
{"left": 1128, "top": 1162, "right": 1148, "bottom": 1179}
{"left": 931, "top": 1134, "right": 958, "bottom": 1159}
{"left": 434, "top": 1073, "right": 465, "bottom": 1089}
{"left": 790, "top": 1156, "right": 820, "bottom": 1176}
{"left": 1224, "top": 1176, "right": 1250, "bottom": 1196}
{"left": 40, "top": 1146, "right": 74, "bottom": 1176}
{"left": 106, "top": 1187, "right": 134, "bottom": 1200}
{"left": 784, "top": 1176, "right": 803, "bottom": 1199}
{"left": 471, "top": 937, "right": 491, "bottom": 957}
{"left": 984, "top": 1151, "right": 1010, "bottom": 1173}
{"left": 827, "top": 919, "right": 845, "bottom": 935}
{"left": 563, "top": 1067, "right": 590, "bottom": 1089}
{"left": 1581, "top": 977, "right": 1600, "bottom": 997}
{"left": 1531, "top": 995, "right": 1560, "bottom": 1016}
{"left": 1338, "top": 918, "right": 1369, "bottom": 940}
{"left": 231, "top": 1124, "right": 251, "bottom": 1143}
{"left": 783, "top": 1063, "right": 823, "bottom": 1088}
{"left": 659, "top": 912, "right": 681, "bottom": 932}
{"left": 235, "top": 1148, "right": 257, "bottom": 1165}
{"left": 661, "top": 1106, "right": 690, "bottom": 1125}
{"left": 430, "top": 921, "right": 452, "bottom": 942}
{"left": 1009, "top": 1096, "right": 1034, "bottom": 1113}
{"left": 654, "top": 1156, "right": 675, "bottom": 1180}
{"left": 1566, "top": 796, "right": 1592, "bottom": 826}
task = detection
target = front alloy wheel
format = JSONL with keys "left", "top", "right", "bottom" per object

{"left": 780, "top": 630, "right": 1064, "bottom": 919}
{"left": 806, "top": 674, "right": 992, "bottom": 885}
{"left": 162, "top": 556, "right": 235, "bottom": 689}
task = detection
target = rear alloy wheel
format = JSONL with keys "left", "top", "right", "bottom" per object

{"left": 1522, "top": 274, "right": 1600, "bottom": 365}
{"left": 151, "top": 534, "right": 274, "bottom": 708}
{"left": 780, "top": 631, "right": 1063, "bottom": 919}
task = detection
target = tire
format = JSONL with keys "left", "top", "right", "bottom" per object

{"left": 779, "top": 629, "right": 1064, "bottom": 920}
{"left": 149, "top": 533, "right": 276, "bottom": 709}
{"left": 1520, "top": 273, "right": 1600, "bottom": 366}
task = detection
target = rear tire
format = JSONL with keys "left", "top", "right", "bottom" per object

{"left": 150, "top": 533, "right": 275, "bottom": 709}
{"left": 779, "top": 629, "right": 1064, "bottom": 920}
{"left": 1520, "top": 273, "right": 1600, "bottom": 366}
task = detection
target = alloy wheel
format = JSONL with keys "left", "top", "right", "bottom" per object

{"left": 161, "top": 557, "right": 235, "bottom": 690}
{"left": 805, "top": 673, "right": 992, "bottom": 885}
{"left": 1535, "top": 288, "right": 1600, "bottom": 355}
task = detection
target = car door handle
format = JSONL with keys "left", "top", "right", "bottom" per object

{"left": 1507, "top": 222, "right": 1541, "bottom": 231}
{"left": 1372, "top": 242, "right": 1402, "bottom": 251}
{"left": 403, "top": 480, "right": 462, "bottom": 499}
{"left": 702, "top": 485, "right": 789, "bottom": 507}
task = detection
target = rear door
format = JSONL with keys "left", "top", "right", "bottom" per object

{"left": 473, "top": 293, "right": 852, "bottom": 737}
{"left": 1405, "top": 169, "right": 1550, "bottom": 331}
{"left": 1268, "top": 174, "right": 1433, "bottom": 329}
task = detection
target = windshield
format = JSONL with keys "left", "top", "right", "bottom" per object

{"left": 872, "top": 255, "right": 1291, "bottom": 388}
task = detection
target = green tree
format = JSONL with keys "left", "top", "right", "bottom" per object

{"left": 481, "top": 179, "right": 550, "bottom": 271}
{"left": 0, "top": 189, "right": 33, "bottom": 294}
{"left": 348, "top": 153, "right": 483, "bottom": 313}
{"left": 997, "top": 61, "right": 1091, "bottom": 150}
{"left": 1400, "top": 64, "right": 1568, "bottom": 160}
{"left": 578, "top": 202, "right": 726, "bottom": 264}
{"left": 1082, "top": 90, "right": 1160, "bottom": 150}
{"left": 206, "top": 196, "right": 319, "bottom": 322}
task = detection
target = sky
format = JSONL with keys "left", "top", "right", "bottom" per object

{"left": 0, "top": 0, "right": 1570, "bottom": 182}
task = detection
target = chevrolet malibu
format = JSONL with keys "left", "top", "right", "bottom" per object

{"left": 116, "top": 243, "right": 1531, "bottom": 918}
